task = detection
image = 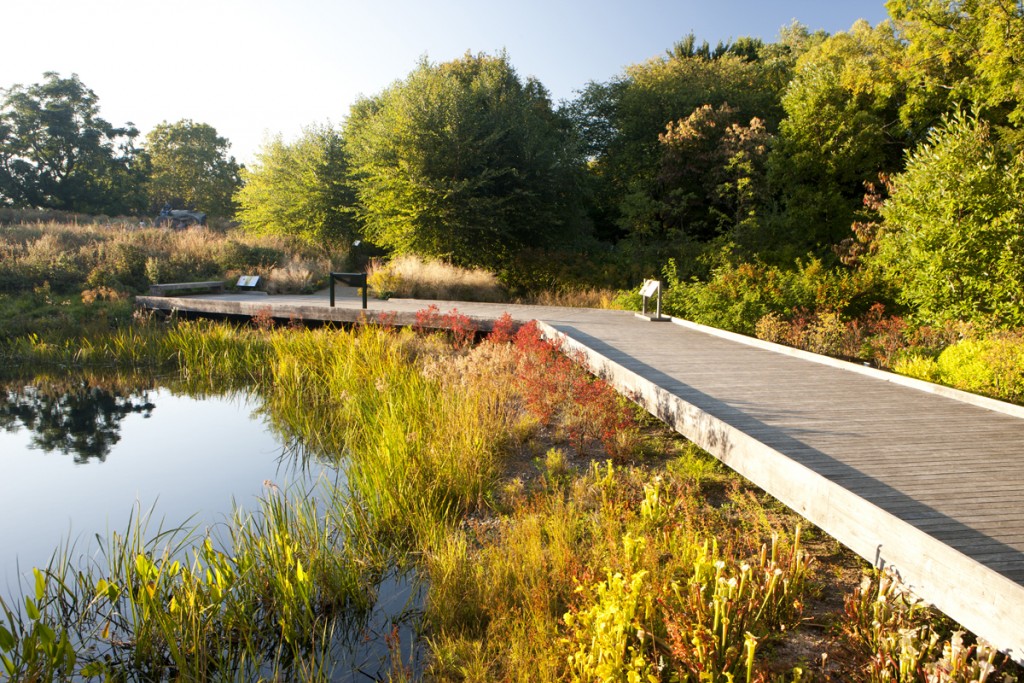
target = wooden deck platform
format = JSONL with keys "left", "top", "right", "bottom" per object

{"left": 137, "top": 290, "right": 1024, "bottom": 661}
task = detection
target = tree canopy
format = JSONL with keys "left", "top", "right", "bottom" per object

{"left": 571, "top": 42, "right": 788, "bottom": 245}
{"left": 343, "top": 52, "right": 588, "bottom": 272}
{"left": 144, "top": 119, "right": 241, "bottom": 217}
{"left": 0, "top": 72, "right": 144, "bottom": 214}
{"left": 235, "top": 125, "right": 356, "bottom": 249}
{"left": 766, "top": 20, "right": 911, "bottom": 250}
{"left": 875, "top": 110, "right": 1024, "bottom": 326}
{"left": 887, "top": 0, "right": 1024, "bottom": 132}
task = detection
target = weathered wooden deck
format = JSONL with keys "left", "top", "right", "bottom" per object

{"left": 137, "top": 290, "right": 1024, "bottom": 660}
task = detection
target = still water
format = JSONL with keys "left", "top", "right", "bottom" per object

{"left": 0, "top": 379, "right": 422, "bottom": 678}
{"left": 0, "top": 382, "right": 334, "bottom": 587}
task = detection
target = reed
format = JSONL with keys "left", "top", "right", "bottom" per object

{"left": 1, "top": 321, "right": 176, "bottom": 370}
{"left": 263, "top": 325, "right": 508, "bottom": 551}
{"left": 366, "top": 255, "right": 507, "bottom": 302}
{"left": 0, "top": 486, "right": 375, "bottom": 682}
{"left": 5, "top": 317, "right": 1019, "bottom": 680}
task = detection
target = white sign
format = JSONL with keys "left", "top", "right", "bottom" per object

{"left": 639, "top": 279, "right": 660, "bottom": 298}
{"left": 237, "top": 275, "right": 260, "bottom": 287}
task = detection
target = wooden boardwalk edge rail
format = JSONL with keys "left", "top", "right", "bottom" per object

{"left": 535, "top": 320, "right": 1024, "bottom": 663}
{"left": 133, "top": 294, "right": 505, "bottom": 332}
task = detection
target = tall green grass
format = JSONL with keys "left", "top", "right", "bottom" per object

{"left": 264, "top": 326, "right": 508, "bottom": 552}
{"left": 1, "top": 488, "right": 375, "bottom": 681}
{"left": 3, "top": 318, "right": 1020, "bottom": 681}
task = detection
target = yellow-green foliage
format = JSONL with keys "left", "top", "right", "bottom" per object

{"left": 6, "top": 486, "right": 370, "bottom": 682}
{"left": 424, "top": 456, "right": 811, "bottom": 682}
{"left": 0, "top": 568, "right": 78, "bottom": 681}
{"left": 892, "top": 353, "right": 940, "bottom": 383}
{"left": 935, "top": 335, "right": 1024, "bottom": 402}
{"left": 565, "top": 562, "right": 657, "bottom": 683}
{"left": 893, "top": 334, "right": 1024, "bottom": 403}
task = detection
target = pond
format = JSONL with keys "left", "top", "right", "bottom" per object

{"left": 0, "top": 378, "right": 422, "bottom": 679}
{"left": 0, "top": 382, "right": 330, "bottom": 585}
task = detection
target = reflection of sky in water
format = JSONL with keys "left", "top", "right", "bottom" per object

{"left": 0, "top": 388, "right": 338, "bottom": 588}
{"left": 0, "top": 383, "right": 424, "bottom": 678}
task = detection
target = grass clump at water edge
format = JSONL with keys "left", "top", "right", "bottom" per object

{"left": 2, "top": 318, "right": 1022, "bottom": 681}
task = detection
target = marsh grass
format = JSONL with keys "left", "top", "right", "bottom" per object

{"left": 3, "top": 318, "right": 1019, "bottom": 681}
{"left": 525, "top": 286, "right": 622, "bottom": 309}
{"left": 265, "top": 325, "right": 509, "bottom": 552}
{"left": 366, "top": 255, "right": 507, "bottom": 302}
{"left": 0, "top": 486, "right": 376, "bottom": 682}
{"left": 0, "top": 219, "right": 333, "bottom": 297}
{"left": 0, "top": 285, "right": 135, "bottom": 342}
{"left": 1, "top": 317, "right": 176, "bottom": 370}
{"left": 0, "top": 217, "right": 344, "bottom": 345}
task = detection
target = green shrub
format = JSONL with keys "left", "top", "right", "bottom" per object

{"left": 658, "top": 257, "right": 884, "bottom": 335}
{"left": 934, "top": 334, "right": 1024, "bottom": 402}
{"left": 876, "top": 111, "right": 1024, "bottom": 327}
{"left": 891, "top": 353, "right": 940, "bottom": 383}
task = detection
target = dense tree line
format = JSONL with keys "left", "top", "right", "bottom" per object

{"left": 4, "top": 0, "right": 1023, "bottom": 325}
{"left": 238, "top": 0, "right": 1023, "bottom": 322}
{"left": 0, "top": 73, "right": 240, "bottom": 218}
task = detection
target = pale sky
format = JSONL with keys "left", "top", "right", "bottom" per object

{"left": 2, "top": 1, "right": 889, "bottom": 165}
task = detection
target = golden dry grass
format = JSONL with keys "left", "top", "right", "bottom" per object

{"left": 525, "top": 287, "right": 622, "bottom": 309}
{"left": 366, "top": 255, "right": 507, "bottom": 302}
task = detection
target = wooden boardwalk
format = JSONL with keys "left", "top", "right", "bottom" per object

{"left": 138, "top": 291, "right": 1024, "bottom": 661}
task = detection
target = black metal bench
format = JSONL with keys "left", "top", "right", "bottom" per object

{"left": 329, "top": 272, "right": 368, "bottom": 309}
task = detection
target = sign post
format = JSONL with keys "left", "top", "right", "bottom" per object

{"left": 636, "top": 279, "right": 667, "bottom": 321}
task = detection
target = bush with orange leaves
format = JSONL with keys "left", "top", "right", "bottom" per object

{"left": 511, "top": 321, "right": 639, "bottom": 460}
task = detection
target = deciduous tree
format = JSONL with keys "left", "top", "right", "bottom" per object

{"left": 887, "top": 0, "right": 1024, "bottom": 133}
{"left": 570, "top": 41, "right": 787, "bottom": 245}
{"left": 343, "top": 52, "right": 587, "bottom": 272}
{"left": 235, "top": 125, "right": 356, "bottom": 249}
{"left": 651, "top": 104, "right": 773, "bottom": 245}
{"left": 144, "top": 119, "right": 240, "bottom": 217}
{"left": 0, "top": 72, "right": 144, "bottom": 214}
{"left": 768, "top": 20, "right": 910, "bottom": 250}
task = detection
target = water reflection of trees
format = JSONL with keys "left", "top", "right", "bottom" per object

{"left": 0, "top": 383, "right": 156, "bottom": 463}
